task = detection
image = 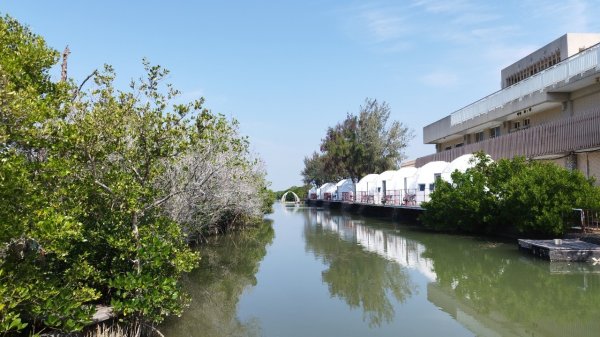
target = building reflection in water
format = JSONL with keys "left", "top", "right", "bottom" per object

{"left": 306, "top": 208, "right": 600, "bottom": 337}
{"left": 309, "top": 208, "right": 436, "bottom": 280}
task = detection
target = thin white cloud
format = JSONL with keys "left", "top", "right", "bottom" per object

{"left": 440, "top": 25, "right": 521, "bottom": 45}
{"left": 451, "top": 12, "right": 500, "bottom": 25}
{"left": 361, "top": 9, "right": 408, "bottom": 43}
{"left": 521, "top": 0, "right": 592, "bottom": 32}
{"left": 419, "top": 70, "right": 460, "bottom": 88}
{"left": 411, "top": 0, "right": 474, "bottom": 14}
{"left": 335, "top": 3, "right": 414, "bottom": 50}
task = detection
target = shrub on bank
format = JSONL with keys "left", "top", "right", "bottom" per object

{"left": 421, "top": 153, "right": 600, "bottom": 236}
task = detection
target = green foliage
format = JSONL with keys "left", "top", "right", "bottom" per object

{"left": 422, "top": 152, "right": 600, "bottom": 236}
{"left": 0, "top": 14, "right": 272, "bottom": 334}
{"left": 301, "top": 98, "right": 414, "bottom": 184}
{"left": 258, "top": 187, "right": 276, "bottom": 214}
{"left": 0, "top": 14, "right": 99, "bottom": 333}
{"left": 301, "top": 152, "right": 331, "bottom": 187}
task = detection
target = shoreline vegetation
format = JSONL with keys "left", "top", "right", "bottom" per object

{"left": 422, "top": 152, "right": 600, "bottom": 237}
{"left": 0, "top": 15, "right": 274, "bottom": 336}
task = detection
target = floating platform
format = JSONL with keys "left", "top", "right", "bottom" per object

{"left": 518, "top": 239, "right": 600, "bottom": 262}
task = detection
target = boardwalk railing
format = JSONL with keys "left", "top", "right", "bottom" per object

{"left": 356, "top": 189, "right": 431, "bottom": 206}
{"left": 417, "top": 108, "right": 600, "bottom": 167}
{"left": 573, "top": 209, "right": 600, "bottom": 232}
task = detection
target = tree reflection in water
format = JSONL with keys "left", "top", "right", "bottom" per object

{"left": 160, "top": 221, "right": 274, "bottom": 337}
{"left": 303, "top": 210, "right": 415, "bottom": 327}
{"left": 417, "top": 233, "right": 600, "bottom": 337}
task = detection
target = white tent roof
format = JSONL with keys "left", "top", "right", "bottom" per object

{"left": 318, "top": 182, "right": 337, "bottom": 199}
{"left": 413, "top": 161, "right": 449, "bottom": 187}
{"left": 441, "top": 154, "right": 475, "bottom": 182}
{"left": 441, "top": 154, "right": 493, "bottom": 183}
{"left": 335, "top": 178, "right": 354, "bottom": 193}
{"left": 395, "top": 167, "right": 418, "bottom": 191}
{"left": 356, "top": 173, "right": 379, "bottom": 193}
{"left": 319, "top": 182, "right": 337, "bottom": 193}
{"left": 377, "top": 170, "right": 397, "bottom": 183}
{"left": 376, "top": 170, "right": 398, "bottom": 191}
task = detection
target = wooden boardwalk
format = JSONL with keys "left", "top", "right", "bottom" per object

{"left": 518, "top": 239, "right": 600, "bottom": 262}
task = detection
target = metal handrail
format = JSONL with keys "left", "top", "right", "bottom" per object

{"left": 450, "top": 42, "right": 600, "bottom": 126}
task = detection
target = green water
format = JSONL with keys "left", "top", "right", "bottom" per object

{"left": 161, "top": 204, "right": 600, "bottom": 337}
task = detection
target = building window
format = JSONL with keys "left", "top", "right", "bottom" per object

{"left": 523, "top": 118, "right": 530, "bottom": 127}
{"left": 475, "top": 131, "right": 484, "bottom": 142}
{"left": 514, "top": 121, "right": 521, "bottom": 129}
{"left": 429, "top": 183, "right": 435, "bottom": 191}
{"left": 444, "top": 146, "right": 452, "bottom": 151}
{"left": 455, "top": 143, "right": 464, "bottom": 148}
{"left": 418, "top": 184, "right": 426, "bottom": 192}
{"left": 490, "top": 126, "right": 500, "bottom": 139}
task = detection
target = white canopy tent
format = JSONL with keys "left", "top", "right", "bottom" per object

{"left": 373, "top": 168, "right": 419, "bottom": 205}
{"left": 356, "top": 174, "right": 380, "bottom": 203}
{"left": 395, "top": 167, "right": 419, "bottom": 205}
{"left": 318, "top": 182, "right": 337, "bottom": 200}
{"left": 376, "top": 170, "right": 398, "bottom": 204}
{"left": 308, "top": 186, "right": 318, "bottom": 200}
{"left": 334, "top": 178, "right": 355, "bottom": 201}
{"left": 412, "top": 161, "right": 449, "bottom": 204}
{"left": 441, "top": 154, "right": 492, "bottom": 183}
{"left": 395, "top": 167, "right": 418, "bottom": 191}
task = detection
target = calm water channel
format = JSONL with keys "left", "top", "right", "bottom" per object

{"left": 161, "top": 204, "right": 600, "bottom": 337}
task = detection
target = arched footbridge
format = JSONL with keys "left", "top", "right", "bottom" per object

{"left": 280, "top": 191, "right": 301, "bottom": 204}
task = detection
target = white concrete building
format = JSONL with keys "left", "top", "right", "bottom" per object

{"left": 419, "top": 34, "right": 600, "bottom": 184}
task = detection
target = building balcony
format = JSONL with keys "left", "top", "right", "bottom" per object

{"left": 416, "top": 108, "right": 600, "bottom": 167}
{"left": 424, "top": 42, "right": 600, "bottom": 144}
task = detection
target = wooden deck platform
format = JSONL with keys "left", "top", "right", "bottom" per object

{"left": 518, "top": 239, "right": 600, "bottom": 262}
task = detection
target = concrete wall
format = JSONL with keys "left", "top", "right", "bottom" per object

{"left": 578, "top": 152, "right": 600, "bottom": 186}
{"left": 565, "top": 33, "right": 600, "bottom": 58}
{"left": 501, "top": 34, "right": 567, "bottom": 88}
{"left": 573, "top": 89, "right": 600, "bottom": 117}
{"left": 527, "top": 105, "right": 562, "bottom": 125}
{"left": 501, "top": 33, "right": 600, "bottom": 88}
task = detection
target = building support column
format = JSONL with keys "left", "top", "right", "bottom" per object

{"left": 587, "top": 153, "right": 590, "bottom": 178}
{"left": 565, "top": 152, "right": 577, "bottom": 171}
{"left": 562, "top": 99, "right": 574, "bottom": 117}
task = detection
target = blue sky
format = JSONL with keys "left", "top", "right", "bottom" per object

{"left": 3, "top": 0, "right": 600, "bottom": 190}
